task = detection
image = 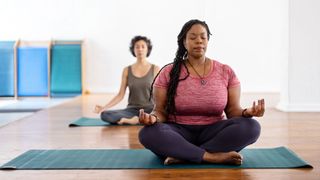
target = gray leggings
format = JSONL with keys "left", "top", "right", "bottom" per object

{"left": 139, "top": 117, "right": 261, "bottom": 163}
{"left": 100, "top": 106, "right": 153, "bottom": 124}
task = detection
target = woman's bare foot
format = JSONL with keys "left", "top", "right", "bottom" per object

{"left": 164, "top": 157, "right": 185, "bottom": 165}
{"left": 117, "top": 116, "right": 139, "bottom": 125}
{"left": 203, "top": 151, "right": 243, "bottom": 165}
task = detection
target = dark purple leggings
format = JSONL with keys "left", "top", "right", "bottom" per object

{"left": 139, "top": 117, "right": 261, "bottom": 163}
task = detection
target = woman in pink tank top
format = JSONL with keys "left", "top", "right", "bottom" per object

{"left": 139, "top": 20, "right": 265, "bottom": 165}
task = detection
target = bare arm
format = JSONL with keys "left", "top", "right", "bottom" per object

{"left": 139, "top": 87, "right": 167, "bottom": 125}
{"left": 224, "top": 86, "right": 243, "bottom": 118}
{"left": 153, "top": 65, "right": 161, "bottom": 78}
{"left": 94, "top": 67, "right": 128, "bottom": 113}
{"left": 225, "top": 86, "right": 265, "bottom": 118}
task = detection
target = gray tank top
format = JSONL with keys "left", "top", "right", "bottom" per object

{"left": 127, "top": 64, "right": 154, "bottom": 108}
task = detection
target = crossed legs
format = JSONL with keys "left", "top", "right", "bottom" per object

{"left": 139, "top": 117, "right": 261, "bottom": 165}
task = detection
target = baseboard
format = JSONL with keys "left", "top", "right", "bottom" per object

{"left": 276, "top": 102, "right": 320, "bottom": 112}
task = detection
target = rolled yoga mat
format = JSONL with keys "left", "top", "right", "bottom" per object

{"left": 0, "top": 41, "right": 15, "bottom": 97}
{"left": 50, "top": 44, "right": 82, "bottom": 97}
{"left": 17, "top": 47, "right": 48, "bottom": 96}
{"left": 0, "top": 147, "right": 312, "bottom": 170}
{"left": 69, "top": 117, "right": 142, "bottom": 127}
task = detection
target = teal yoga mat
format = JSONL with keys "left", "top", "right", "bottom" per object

{"left": 69, "top": 117, "right": 110, "bottom": 127}
{"left": 0, "top": 147, "right": 312, "bottom": 170}
{"left": 50, "top": 44, "right": 82, "bottom": 97}
{"left": 69, "top": 117, "right": 141, "bottom": 127}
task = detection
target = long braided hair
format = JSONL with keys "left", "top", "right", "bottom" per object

{"left": 150, "top": 19, "right": 212, "bottom": 117}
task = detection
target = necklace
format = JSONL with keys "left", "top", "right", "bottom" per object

{"left": 187, "top": 58, "right": 207, "bottom": 85}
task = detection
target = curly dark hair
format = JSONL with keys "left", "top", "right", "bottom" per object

{"left": 129, "top": 35, "right": 153, "bottom": 57}
{"left": 150, "top": 19, "right": 212, "bottom": 118}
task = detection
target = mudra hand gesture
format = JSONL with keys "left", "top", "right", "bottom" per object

{"left": 244, "top": 99, "right": 265, "bottom": 117}
{"left": 139, "top": 109, "right": 157, "bottom": 125}
{"left": 93, "top": 105, "right": 105, "bottom": 114}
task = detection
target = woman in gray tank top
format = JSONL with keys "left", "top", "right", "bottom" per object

{"left": 94, "top": 36, "right": 160, "bottom": 124}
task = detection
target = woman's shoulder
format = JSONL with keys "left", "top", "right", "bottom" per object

{"left": 122, "top": 66, "right": 130, "bottom": 76}
{"left": 211, "top": 59, "right": 234, "bottom": 71}
{"left": 123, "top": 66, "right": 130, "bottom": 71}
{"left": 152, "top": 64, "right": 161, "bottom": 74}
{"left": 151, "top": 63, "right": 160, "bottom": 69}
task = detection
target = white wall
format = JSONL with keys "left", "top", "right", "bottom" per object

{"left": 204, "top": 0, "right": 287, "bottom": 92}
{"left": 277, "top": 0, "right": 320, "bottom": 112}
{"left": 0, "top": 0, "right": 286, "bottom": 93}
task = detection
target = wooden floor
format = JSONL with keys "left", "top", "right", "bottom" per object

{"left": 0, "top": 94, "right": 319, "bottom": 180}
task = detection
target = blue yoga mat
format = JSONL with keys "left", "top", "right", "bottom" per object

{"left": 69, "top": 117, "right": 142, "bottom": 127}
{"left": 17, "top": 47, "right": 48, "bottom": 96}
{"left": 0, "top": 41, "right": 15, "bottom": 97}
{"left": 0, "top": 147, "right": 312, "bottom": 170}
{"left": 50, "top": 44, "right": 82, "bottom": 97}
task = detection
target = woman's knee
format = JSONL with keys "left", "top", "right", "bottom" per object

{"left": 139, "top": 125, "right": 155, "bottom": 144}
{"left": 242, "top": 118, "right": 261, "bottom": 140}
{"left": 139, "top": 123, "right": 164, "bottom": 147}
{"left": 100, "top": 111, "right": 118, "bottom": 124}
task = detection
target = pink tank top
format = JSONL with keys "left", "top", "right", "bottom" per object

{"left": 154, "top": 59, "right": 240, "bottom": 125}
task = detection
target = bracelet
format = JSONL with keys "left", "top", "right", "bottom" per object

{"left": 242, "top": 108, "right": 253, "bottom": 118}
{"left": 150, "top": 113, "right": 160, "bottom": 122}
